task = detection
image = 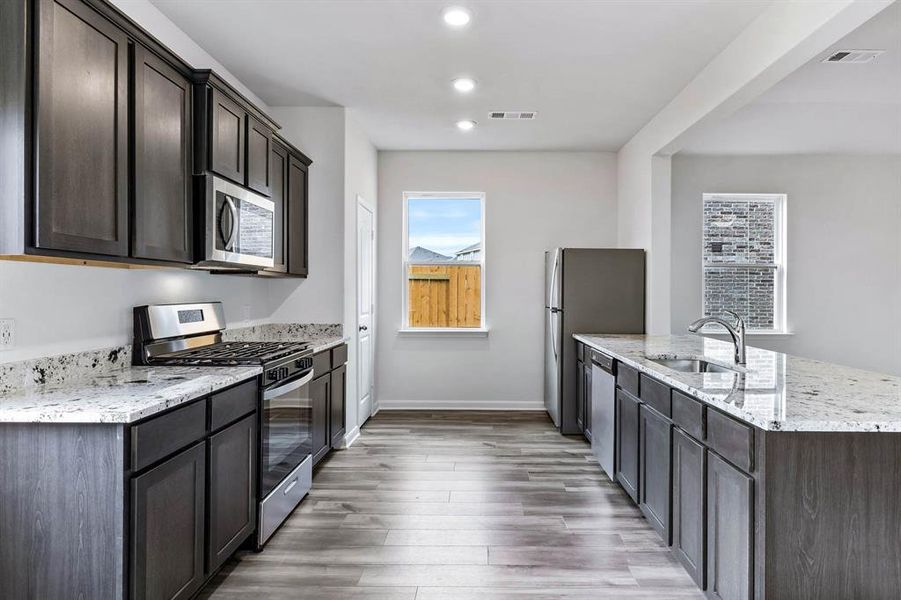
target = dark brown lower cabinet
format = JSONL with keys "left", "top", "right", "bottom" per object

{"left": 311, "top": 373, "right": 331, "bottom": 465}
{"left": 576, "top": 357, "right": 585, "bottom": 433}
{"left": 639, "top": 404, "right": 671, "bottom": 543}
{"left": 131, "top": 441, "right": 206, "bottom": 600}
{"left": 672, "top": 428, "right": 706, "bottom": 589}
{"left": 706, "top": 451, "right": 753, "bottom": 600}
{"left": 330, "top": 363, "right": 347, "bottom": 447}
{"left": 582, "top": 360, "right": 592, "bottom": 441}
{"left": 207, "top": 414, "right": 257, "bottom": 574}
{"left": 615, "top": 389, "right": 641, "bottom": 503}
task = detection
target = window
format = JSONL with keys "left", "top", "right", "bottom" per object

{"left": 702, "top": 193, "right": 786, "bottom": 332}
{"left": 402, "top": 192, "right": 485, "bottom": 331}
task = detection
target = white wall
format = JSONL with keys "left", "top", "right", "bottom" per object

{"left": 0, "top": 0, "right": 275, "bottom": 364}
{"left": 671, "top": 154, "right": 901, "bottom": 375}
{"left": 616, "top": 0, "right": 891, "bottom": 333}
{"left": 376, "top": 151, "right": 617, "bottom": 409}
{"left": 268, "top": 107, "right": 346, "bottom": 324}
{"left": 343, "top": 113, "right": 378, "bottom": 431}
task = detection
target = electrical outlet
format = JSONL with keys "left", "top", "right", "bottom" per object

{"left": 0, "top": 319, "right": 15, "bottom": 350}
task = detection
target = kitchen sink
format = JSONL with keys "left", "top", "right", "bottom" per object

{"left": 648, "top": 357, "right": 743, "bottom": 374}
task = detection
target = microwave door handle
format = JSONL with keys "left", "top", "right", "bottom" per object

{"left": 221, "top": 196, "right": 238, "bottom": 251}
{"left": 263, "top": 370, "right": 315, "bottom": 400}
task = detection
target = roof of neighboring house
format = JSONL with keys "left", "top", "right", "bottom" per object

{"left": 454, "top": 242, "right": 481, "bottom": 255}
{"left": 409, "top": 246, "right": 451, "bottom": 262}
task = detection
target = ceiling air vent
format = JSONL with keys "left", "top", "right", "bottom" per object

{"left": 489, "top": 111, "right": 537, "bottom": 120}
{"left": 822, "top": 49, "right": 885, "bottom": 64}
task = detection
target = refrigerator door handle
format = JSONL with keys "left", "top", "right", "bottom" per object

{"left": 549, "top": 249, "right": 560, "bottom": 309}
{"left": 551, "top": 310, "right": 559, "bottom": 361}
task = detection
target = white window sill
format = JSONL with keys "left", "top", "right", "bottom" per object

{"left": 398, "top": 327, "right": 489, "bottom": 337}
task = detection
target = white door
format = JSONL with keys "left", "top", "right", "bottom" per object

{"left": 357, "top": 198, "right": 375, "bottom": 426}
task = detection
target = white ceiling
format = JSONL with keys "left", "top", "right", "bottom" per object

{"left": 680, "top": 0, "right": 901, "bottom": 155}
{"left": 150, "top": 0, "right": 771, "bottom": 151}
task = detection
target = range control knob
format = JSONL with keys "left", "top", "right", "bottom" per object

{"left": 267, "top": 369, "right": 279, "bottom": 381}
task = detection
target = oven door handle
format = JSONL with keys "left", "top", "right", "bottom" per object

{"left": 263, "top": 370, "right": 315, "bottom": 400}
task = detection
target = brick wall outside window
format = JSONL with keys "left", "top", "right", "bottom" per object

{"left": 702, "top": 196, "right": 781, "bottom": 330}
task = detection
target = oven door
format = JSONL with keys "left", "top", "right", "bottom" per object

{"left": 261, "top": 369, "right": 314, "bottom": 499}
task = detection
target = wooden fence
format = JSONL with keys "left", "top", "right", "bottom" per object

{"left": 408, "top": 264, "right": 481, "bottom": 327}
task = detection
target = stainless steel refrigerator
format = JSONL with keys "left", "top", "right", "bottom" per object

{"left": 544, "top": 248, "right": 645, "bottom": 434}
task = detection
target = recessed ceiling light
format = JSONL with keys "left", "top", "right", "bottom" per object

{"left": 442, "top": 6, "right": 471, "bottom": 27}
{"left": 456, "top": 119, "right": 476, "bottom": 131}
{"left": 452, "top": 77, "right": 476, "bottom": 93}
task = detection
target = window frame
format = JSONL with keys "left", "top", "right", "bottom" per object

{"left": 700, "top": 193, "right": 787, "bottom": 334}
{"left": 400, "top": 191, "right": 487, "bottom": 333}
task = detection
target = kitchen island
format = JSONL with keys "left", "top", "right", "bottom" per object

{"left": 574, "top": 334, "right": 901, "bottom": 600}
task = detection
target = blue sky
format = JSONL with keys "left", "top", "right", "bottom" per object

{"left": 408, "top": 198, "right": 481, "bottom": 257}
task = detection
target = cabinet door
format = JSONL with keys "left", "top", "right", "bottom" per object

{"left": 330, "top": 363, "right": 347, "bottom": 448}
{"left": 615, "top": 390, "right": 640, "bottom": 503}
{"left": 576, "top": 359, "right": 585, "bottom": 433}
{"left": 36, "top": 0, "right": 128, "bottom": 256}
{"left": 132, "top": 46, "right": 192, "bottom": 263}
{"left": 246, "top": 117, "right": 273, "bottom": 196}
{"left": 207, "top": 414, "right": 257, "bottom": 574}
{"left": 582, "top": 361, "right": 592, "bottom": 441}
{"left": 639, "top": 404, "right": 671, "bottom": 543}
{"left": 311, "top": 373, "right": 330, "bottom": 465}
{"left": 266, "top": 142, "right": 289, "bottom": 273}
{"left": 131, "top": 442, "right": 205, "bottom": 600}
{"left": 707, "top": 452, "right": 753, "bottom": 600}
{"left": 673, "top": 428, "right": 706, "bottom": 589}
{"left": 209, "top": 88, "right": 246, "bottom": 184}
{"left": 286, "top": 155, "right": 309, "bottom": 276}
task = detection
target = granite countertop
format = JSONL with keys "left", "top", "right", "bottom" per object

{"left": 223, "top": 323, "right": 347, "bottom": 353}
{"left": 0, "top": 365, "right": 261, "bottom": 424}
{"left": 574, "top": 334, "right": 901, "bottom": 433}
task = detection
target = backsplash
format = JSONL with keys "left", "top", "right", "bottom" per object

{"left": 0, "top": 323, "right": 342, "bottom": 395}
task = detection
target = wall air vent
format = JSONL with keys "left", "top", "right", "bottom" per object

{"left": 822, "top": 49, "right": 885, "bottom": 64}
{"left": 489, "top": 111, "right": 537, "bottom": 120}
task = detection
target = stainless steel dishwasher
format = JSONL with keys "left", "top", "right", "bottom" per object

{"left": 590, "top": 351, "right": 616, "bottom": 481}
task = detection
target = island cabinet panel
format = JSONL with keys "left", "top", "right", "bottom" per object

{"left": 207, "top": 414, "right": 257, "bottom": 574}
{"left": 582, "top": 360, "right": 592, "bottom": 441}
{"left": 706, "top": 451, "right": 753, "bottom": 600}
{"left": 246, "top": 117, "right": 273, "bottom": 196}
{"left": 311, "top": 373, "right": 331, "bottom": 465}
{"left": 287, "top": 155, "right": 309, "bottom": 276}
{"left": 131, "top": 441, "right": 206, "bottom": 600}
{"left": 576, "top": 352, "right": 585, "bottom": 434}
{"left": 615, "top": 389, "right": 641, "bottom": 503}
{"left": 35, "top": 0, "right": 129, "bottom": 257}
{"left": 132, "top": 46, "right": 193, "bottom": 263}
{"left": 639, "top": 404, "right": 672, "bottom": 543}
{"left": 330, "top": 363, "right": 347, "bottom": 447}
{"left": 672, "top": 427, "right": 706, "bottom": 589}
{"left": 209, "top": 88, "right": 246, "bottom": 185}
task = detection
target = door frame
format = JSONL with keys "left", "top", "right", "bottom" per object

{"left": 356, "top": 194, "right": 376, "bottom": 428}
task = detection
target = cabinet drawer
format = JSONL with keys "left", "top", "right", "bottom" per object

{"left": 639, "top": 374, "right": 671, "bottom": 418}
{"left": 131, "top": 399, "right": 206, "bottom": 473}
{"left": 331, "top": 343, "right": 348, "bottom": 367}
{"left": 707, "top": 409, "right": 754, "bottom": 472}
{"left": 590, "top": 350, "right": 613, "bottom": 371}
{"left": 617, "top": 362, "right": 639, "bottom": 397}
{"left": 672, "top": 390, "right": 705, "bottom": 441}
{"left": 312, "top": 351, "right": 331, "bottom": 378}
{"left": 210, "top": 379, "right": 258, "bottom": 431}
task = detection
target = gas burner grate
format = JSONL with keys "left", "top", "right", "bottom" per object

{"left": 163, "top": 341, "right": 311, "bottom": 365}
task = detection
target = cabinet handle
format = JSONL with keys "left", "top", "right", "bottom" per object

{"left": 284, "top": 477, "right": 299, "bottom": 495}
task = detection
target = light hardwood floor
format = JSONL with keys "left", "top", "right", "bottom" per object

{"left": 200, "top": 410, "right": 703, "bottom": 599}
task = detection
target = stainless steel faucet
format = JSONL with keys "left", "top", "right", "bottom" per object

{"left": 688, "top": 310, "right": 747, "bottom": 365}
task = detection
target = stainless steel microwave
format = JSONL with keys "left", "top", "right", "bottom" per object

{"left": 195, "top": 174, "right": 275, "bottom": 270}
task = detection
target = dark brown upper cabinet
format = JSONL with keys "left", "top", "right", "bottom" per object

{"left": 35, "top": 0, "right": 129, "bottom": 257}
{"left": 208, "top": 88, "right": 246, "bottom": 185}
{"left": 132, "top": 45, "right": 193, "bottom": 263}
{"left": 246, "top": 117, "right": 273, "bottom": 196}
{"left": 287, "top": 154, "right": 310, "bottom": 277}
{"left": 265, "top": 140, "right": 289, "bottom": 274}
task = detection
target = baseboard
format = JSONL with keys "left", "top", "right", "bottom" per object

{"left": 376, "top": 399, "right": 545, "bottom": 411}
{"left": 342, "top": 426, "right": 360, "bottom": 448}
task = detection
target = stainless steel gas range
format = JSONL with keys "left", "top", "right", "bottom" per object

{"left": 133, "top": 301, "right": 314, "bottom": 546}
